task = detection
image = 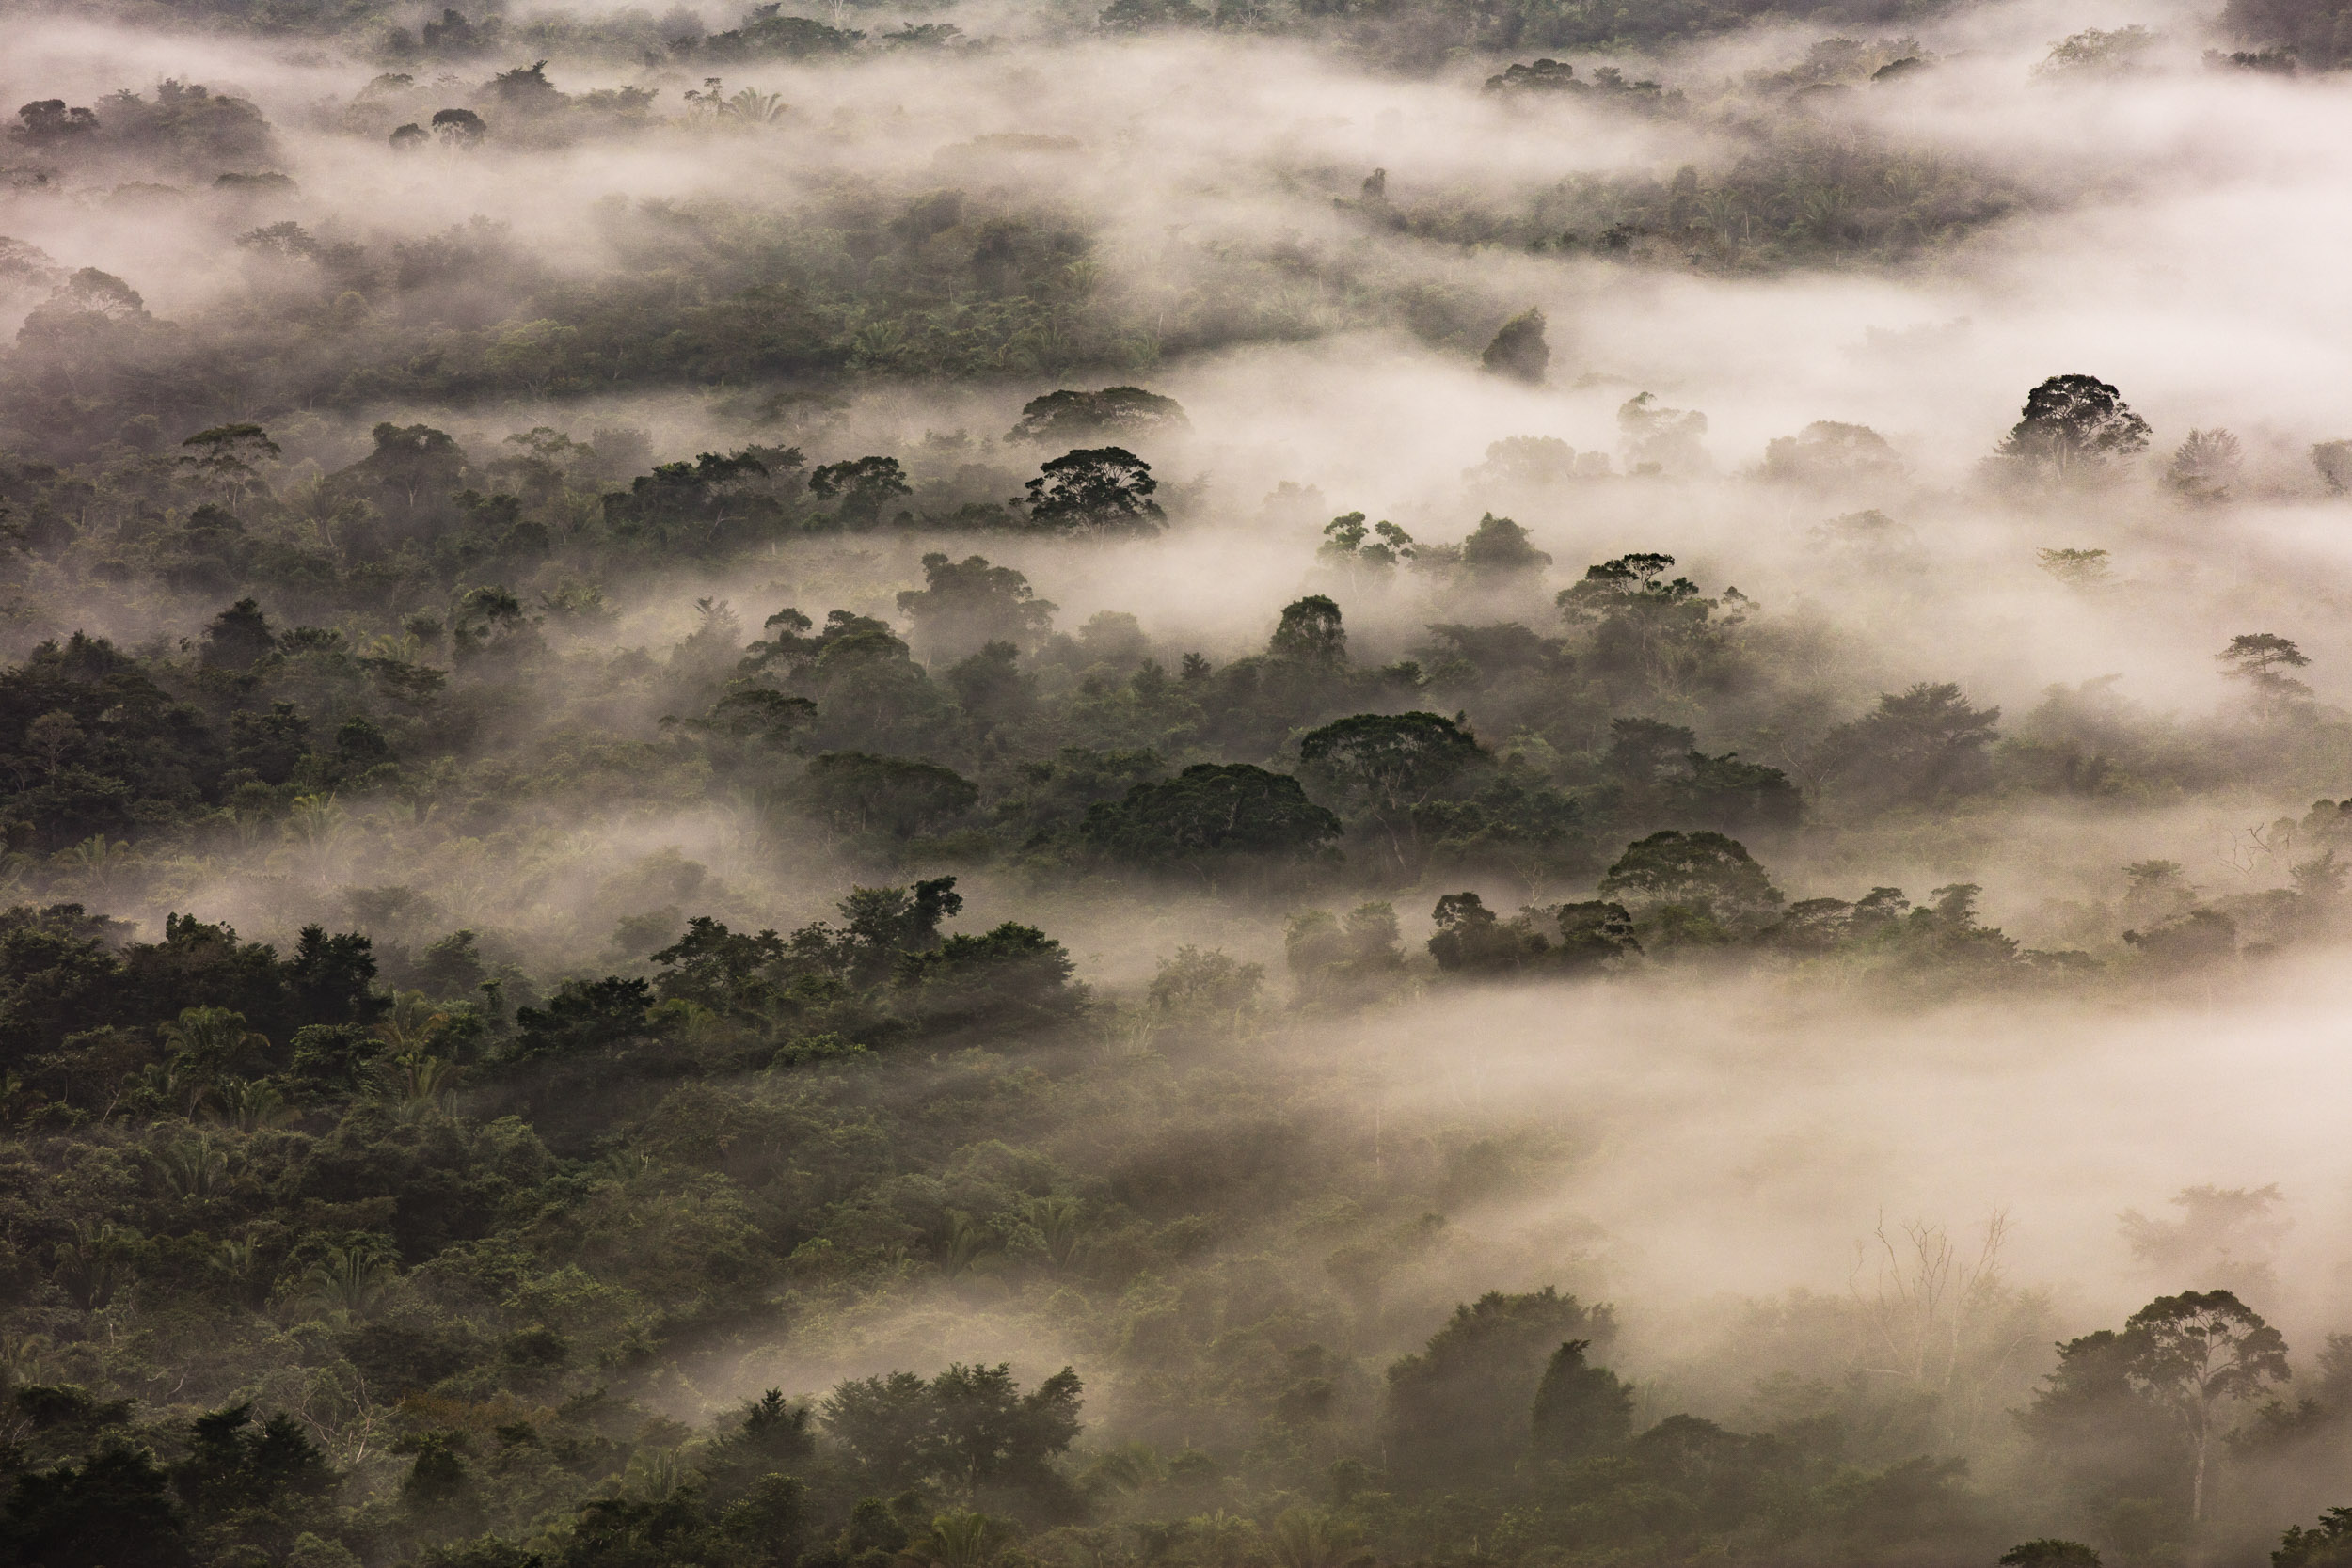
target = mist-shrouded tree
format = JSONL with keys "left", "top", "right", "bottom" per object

{"left": 2130, "top": 1291, "right": 2288, "bottom": 1522}
{"left": 2022, "top": 1327, "right": 2186, "bottom": 1528}
{"left": 2217, "top": 632, "right": 2312, "bottom": 716}
{"left": 1008, "top": 386, "right": 1189, "bottom": 445}
{"left": 1816, "top": 682, "right": 2001, "bottom": 805}
{"left": 2164, "top": 429, "right": 2241, "bottom": 503}
{"left": 1761, "top": 420, "right": 1905, "bottom": 487}
{"left": 649, "top": 917, "right": 787, "bottom": 1017}
{"left": 1557, "top": 553, "right": 1742, "bottom": 697}
{"left": 2119, "top": 1184, "right": 2287, "bottom": 1302}
{"left": 326, "top": 421, "right": 468, "bottom": 541}
{"left": 1996, "top": 373, "right": 2151, "bottom": 482}
{"left": 2312, "top": 440, "right": 2352, "bottom": 494}
{"left": 9, "top": 99, "right": 102, "bottom": 149}
{"left": 1481, "top": 308, "right": 1549, "bottom": 384}
{"left": 804, "top": 752, "right": 978, "bottom": 840}
{"left": 1286, "top": 900, "right": 1406, "bottom": 999}
{"left": 1529, "top": 1338, "right": 1633, "bottom": 1458}
{"left": 1680, "top": 750, "right": 1804, "bottom": 832}
{"left": 1081, "top": 763, "right": 1341, "bottom": 877}
{"left": 679, "top": 686, "right": 818, "bottom": 757}
{"left": 1457, "top": 513, "right": 1552, "bottom": 578}
{"left": 1384, "top": 1288, "right": 1616, "bottom": 1482}
{"left": 199, "top": 597, "right": 278, "bottom": 670}
{"left": 430, "top": 105, "right": 487, "bottom": 144}
{"left": 2037, "top": 547, "right": 2112, "bottom": 588}
{"left": 759, "top": 611, "right": 957, "bottom": 755}
{"left": 1618, "top": 392, "right": 1709, "bottom": 475}
{"left": 1319, "top": 512, "right": 1417, "bottom": 575}
{"left": 1597, "top": 830, "right": 1784, "bottom": 932}
{"left": 1604, "top": 715, "right": 1696, "bottom": 793}
{"left": 178, "top": 423, "right": 278, "bottom": 515}
{"left": 1267, "top": 595, "right": 1347, "bottom": 667}
{"left": 1299, "top": 711, "right": 1485, "bottom": 872}
{"left": 1425, "top": 890, "right": 1547, "bottom": 973}
{"left": 898, "top": 553, "right": 1057, "bottom": 659}
{"left": 809, "top": 454, "right": 913, "bottom": 529}
{"left": 1022, "top": 447, "right": 1164, "bottom": 535}
{"left": 778, "top": 877, "right": 969, "bottom": 990}
{"left": 946, "top": 641, "right": 1036, "bottom": 734}
{"left": 1554, "top": 899, "right": 1640, "bottom": 967}
{"left": 605, "top": 448, "right": 795, "bottom": 551}
{"left": 898, "top": 922, "right": 1083, "bottom": 1035}
{"left": 487, "top": 59, "right": 568, "bottom": 114}
{"left": 821, "top": 1363, "right": 1081, "bottom": 1497}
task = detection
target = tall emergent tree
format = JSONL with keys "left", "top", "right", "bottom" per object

{"left": 2124, "top": 1290, "right": 2288, "bottom": 1522}
{"left": 1997, "top": 374, "right": 2151, "bottom": 482}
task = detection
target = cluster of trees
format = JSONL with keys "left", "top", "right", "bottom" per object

{"left": 1361, "top": 103, "right": 2023, "bottom": 272}
{"left": 0, "top": 372, "right": 2335, "bottom": 983}
{"left": 7, "top": 0, "right": 2352, "bottom": 1551}
{"left": 5, "top": 82, "right": 278, "bottom": 181}
{"left": 0, "top": 14, "right": 2110, "bottom": 470}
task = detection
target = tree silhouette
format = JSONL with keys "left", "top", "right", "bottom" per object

{"left": 1998, "top": 374, "right": 2151, "bottom": 481}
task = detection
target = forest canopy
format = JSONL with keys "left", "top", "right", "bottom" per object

{"left": 0, "top": 1, "right": 2349, "bottom": 1567}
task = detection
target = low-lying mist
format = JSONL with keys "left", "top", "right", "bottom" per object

{"left": 4, "top": 0, "right": 2352, "bottom": 1561}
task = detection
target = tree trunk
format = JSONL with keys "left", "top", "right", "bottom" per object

{"left": 2191, "top": 1423, "right": 2208, "bottom": 1523}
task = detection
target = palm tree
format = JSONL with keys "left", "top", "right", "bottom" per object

{"left": 210, "top": 1076, "right": 295, "bottom": 1133}
{"left": 281, "top": 792, "right": 348, "bottom": 885}
{"left": 297, "top": 1243, "right": 392, "bottom": 1318}
{"left": 160, "top": 1006, "right": 269, "bottom": 1086}
{"left": 942, "top": 1209, "right": 1000, "bottom": 1278}
{"left": 1189, "top": 1512, "right": 1257, "bottom": 1568}
{"left": 155, "top": 1136, "right": 226, "bottom": 1198}
{"left": 899, "top": 1512, "right": 1012, "bottom": 1568}
{"left": 210, "top": 1237, "right": 274, "bottom": 1308}
{"left": 53, "top": 1220, "right": 137, "bottom": 1311}
{"left": 1027, "top": 1195, "right": 1087, "bottom": 1270}
{"left": 1699, "top": 187, "right": 1743, "bottom": 245}
{"left": 134, "top": 1057, "right": 207, "bottom": 1119}
{"left": 722, "top": 87, "right": 788, "bottom": 124}
{"left": 373, "top": 990, "right": 451, "bottom": 1054}
{"left": 1266, "top": 1510, "right": 1364, "bottom": 1568}
{"left": 62, "top": 833, "right": 133, "bottom": 900}
{"left": 1800, "top": 183, "right": 1850, "bottom": 243}
{"left": 372, "top": 1053, "right": 461, "bottom": 1119}
{"left": 0, "top": 1331, "right": 53, "bottom": 1385}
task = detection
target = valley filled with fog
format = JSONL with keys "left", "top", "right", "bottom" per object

{"left": 0, "top": 0, "right": 2348, "bottom": 1563}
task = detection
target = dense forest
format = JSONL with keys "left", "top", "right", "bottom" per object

{"left": 3, "top": 0, "right": 2352, "bottom": 1563}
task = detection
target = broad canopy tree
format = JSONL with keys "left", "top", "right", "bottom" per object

{"left": 1080, "top": 763, "right": 1342, "bottom": 877}
{"left": 1997, "top": 373, "right": 2152, "bottom": 482}
{"left": 2122, "top": 1290, "right": 2288, "bottom": 1522}
{"left": 1021, "top": 447, "right": 1164, "bottom": 534}
{"left": 1299, "top": 710, "right": 1485, "bottom": 873}
{"left": 1007, "top": 387, "right": 1188, "bottom": 445}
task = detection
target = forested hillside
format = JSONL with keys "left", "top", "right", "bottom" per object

{"left": 3, "top": 0, "right": 2352, "bottom": 1564}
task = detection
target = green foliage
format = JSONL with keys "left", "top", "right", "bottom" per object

{"left": 1384, "top": 1288, "right": 1617, "bottom": 1482}
{"left": 1529, "top": 1338, "right": 1634, "bottom": 1458}
{"left": 1481, "top": 309, "right": 1549, "bottom": 384}
{"left": 1597, "top": 830, "right": 1783, "bottom": 936}
{"left": 898, "top": 555, "right": 1057, "bottom": 659}
{"left": 1009, "top": 388, "right": 1189, "bottom": 445}
{"left": 1022, "top": 448, "right": 1164, "bottom": 535}
{"left": 1995, "top": 374, "right": 2153, "bottom": 482}
{"left": 2278, "top": 1510, "right": 2352, "bottom": 1568}
{"left": 1080, "top": 765, "right": 1342, "bottom": 876}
